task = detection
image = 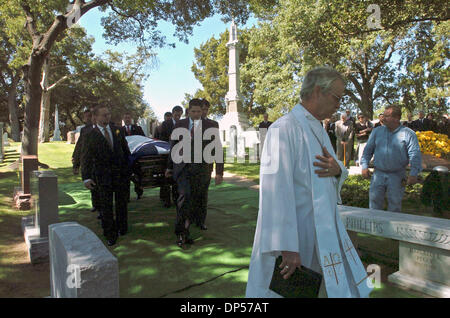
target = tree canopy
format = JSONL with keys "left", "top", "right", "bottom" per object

{"left": 188, "top": 0, "right": 449, "bottom": 123}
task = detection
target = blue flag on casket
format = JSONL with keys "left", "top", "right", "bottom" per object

{"left": 126, "top": 135, "right": 170, "bottom": 166}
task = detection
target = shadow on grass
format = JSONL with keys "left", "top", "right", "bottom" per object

{"left": 56, "top": 181, "right": 258, "bottom": 297}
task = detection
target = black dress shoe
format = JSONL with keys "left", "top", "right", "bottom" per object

{"left": 176, "top": 234, "right": 185, "bottom": 247}
{"left": 200, "top": 224, "right": 208, "bottom": 231}
{"left": 118, "top": 230, "right": 127, "bottom": 236}
{"left": 97, "top": 213, "right": 102, "bottom": 220}
{"left": 107, "top": 239, "right": 116, "bottom": 246}
{"left": 185, "top": 235, "right": 194, "bottom": 244}
{"left": 90, "top": 207, "right": 97, "bottom": 212}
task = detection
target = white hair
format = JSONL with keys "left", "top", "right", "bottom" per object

{"left": 300, "top": 67, "right": 345, "bottom": 101}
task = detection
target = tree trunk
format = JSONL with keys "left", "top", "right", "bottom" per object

{"left": 22, "top": 54, "right": 46, "bottom": 156}
{"left": 38, "top": 58, "right": 51, "bottom": 143}
{"left": 7, "top": 73, "right": 21, "bottom": 142}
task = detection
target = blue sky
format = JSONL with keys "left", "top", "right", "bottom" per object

{"left": 79, "top": 8, "right": 254, "bottom": 121}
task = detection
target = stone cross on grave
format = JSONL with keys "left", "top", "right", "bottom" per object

{"left": 323, "top": 252, "right": 343, "bottom": 285}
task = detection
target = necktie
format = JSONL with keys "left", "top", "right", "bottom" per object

{"left": 127, "top": 125, "right": 131, "bottom": 135}
{"left": 190, "top": 123, "right": 195, "bottom": 138}
{"left": 104, "top": 127, "right": 113, "bottom": 150}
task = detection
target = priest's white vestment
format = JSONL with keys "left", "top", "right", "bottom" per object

{"left": 246, "top": 104, "right": 372, "bottom": 298}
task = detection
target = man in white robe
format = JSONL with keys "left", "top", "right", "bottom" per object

{"left": 246, "top": 67, "right": 372, "bottom": 298}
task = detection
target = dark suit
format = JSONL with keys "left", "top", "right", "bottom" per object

{"left": 72, "top": 124, "right": 100, "bottom": 211}
{"left": 120, "top": 124, "right": 145, "bottom": 199}
{"left": 72, "top": 124, "right": 93, "bottom": 170}
{"left": 159, "top": 118, "right": 178, "bottom": 204}
{"left": 167, "top": 118, "right": 221, "bottom": 235}
{"left": 200, "top": 118, "right": 224, "bottom": 226}
{"left": 413, "top": 118, "right": 431, "bottom": 131}
{"left": 258, "top": 121, "right": 272, "bottom": 130}
{"left": 120, "top": 124, "right": 145, "bottom": 137}
{"left": 159, "top": 119, "right": 176, "bottom": 142}
{"left": 81, "top": 124, "right": 131, "bottom": 241}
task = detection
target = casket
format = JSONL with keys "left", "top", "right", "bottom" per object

{"left": 126, "top": 136, "right": 172, "bottom": 189}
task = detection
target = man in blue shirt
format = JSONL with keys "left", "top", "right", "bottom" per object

{"left": 361, "top": 105, "right": 422, "bottom": 212}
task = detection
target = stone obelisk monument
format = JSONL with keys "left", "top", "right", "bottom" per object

{"left": 219, "top": 20, "right": 250, "bottom": 157}
{"left": 51, "top": 105, "right": 61, "bottom": 141}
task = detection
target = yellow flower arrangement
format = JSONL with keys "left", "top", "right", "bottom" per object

{"left": 416, "top": 131, "right": 450, "bottom": 158}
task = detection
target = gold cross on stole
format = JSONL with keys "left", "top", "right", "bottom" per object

{"left": 344, "top": 239, "right": 357, "bottom": 264}
{"left": 323, "top": 253, "right": 343, "bottom": 285}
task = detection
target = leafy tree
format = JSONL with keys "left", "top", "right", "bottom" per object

{"left": 245, "top": 0, "right": 449, "bottom": 119}
{"left": 1, "top": 0, "right": 254, "bottom": 156}
{"left": 397, "top": 21, "right": 449, "bottom": 116}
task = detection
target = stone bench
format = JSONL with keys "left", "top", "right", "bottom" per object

{"left": 338, "top": 205, "right": 450, "bottom": 298}
{"left": 49, "top": 222, "right": 119, "bottom": 298}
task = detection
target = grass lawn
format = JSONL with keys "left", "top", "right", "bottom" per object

{"left": 0, "top": 141, "right": 440, "bottom": 298}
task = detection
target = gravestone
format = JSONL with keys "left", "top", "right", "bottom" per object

{"left": 66, "top": 131, "right": 76, "bottom": 144}
{"left": 3, "top": 131, "right": 9, "bottom": 146}
{"left": 138, "top": 117, "right": 149, "bottom": 137}
{"left": 237, "top": 135, "right": 246, "bottom": 162}
{"left": 22, "top": 170, "right": 58, "bottom": 263}
{"left": 49, "top": 222, "right": 119, "bottom": 298}
{"left": 13, "top": 155, "right": 39, "bottom": 210}
{"left": 339, "top": 205, "right": 450, "bottom": 298}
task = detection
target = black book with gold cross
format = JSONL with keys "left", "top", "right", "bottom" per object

{"left": 269, "top": 256, "right": 323, "bottom": 298}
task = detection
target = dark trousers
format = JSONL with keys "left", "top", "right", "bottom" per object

{"left": 97, "top": 176, "right": 129, "bottom": 241}
{"left": 197, "top": 171, "right": 212, "bottom": 226}
{"left": 174, "top": 164, "right": 209, "bottom": 235}
{"left": 91, "top": 188, "right": 100, "bottom": 209}
{"left": 160, "top": 183, "right": 178, "bottom": 205}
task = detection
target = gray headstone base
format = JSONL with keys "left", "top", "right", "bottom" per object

{"left": 24, "top": 226, "right": 49, "bottom": 264}
{"left": 388, "top": 272, "right": 450, "bottom": 298}
{"left": 21, "top": 215, "right": 35, "bottom": 233}
{"left": 13, "top": 187, "right": 31, "bottom": 210}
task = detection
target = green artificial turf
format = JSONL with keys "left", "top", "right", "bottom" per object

{"left": 0, "top": 142, "right": 436, "bottom": 298}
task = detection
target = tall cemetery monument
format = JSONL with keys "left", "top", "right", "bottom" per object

{"left": 219, "top": 20, "right": 257, "bottom": 158}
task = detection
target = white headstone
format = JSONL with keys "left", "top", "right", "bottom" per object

{"left": 49, "top": 222, "right": 119, "bottom": 298}
{"left": 3, "top": 131, "right": 9, "bottom": 146}
{"left": 339, "top": 205, "right": 450, "bottom": 298}
{"left": 138, "top": 117, "right": 148, "bottom": 137}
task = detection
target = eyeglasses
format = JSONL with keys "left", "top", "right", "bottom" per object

{"left": 329, "top": 92, "right": 343, "bottom": 103}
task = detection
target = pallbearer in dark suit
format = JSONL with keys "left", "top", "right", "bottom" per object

{"left": 165, "top": 99, "right": 222, "bottom": 247}
{"left": 72, "top": 107, "right": 101, "bottom": 214}
{"left": 120, "top": 112, "right": 145, "bottom": 200}
{"left": 160, "top": 105, "right": 184, "bottom": 142}
{"left": 121, "top": 112, "right": 145, "bottom": 137}
{"left": 82, "top": 105, "right": 131, "bottom": 246}
{"left": 159, "top": 106, "right": 184, "bottom": 207}
{"left": 198, "top": 98, "right": 223, "bottom": 230}
{"left": 154, "top": 112, "right": 172, "bottom": 140}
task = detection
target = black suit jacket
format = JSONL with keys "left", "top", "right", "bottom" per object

{"left": 72, "top": 124, "right": 94, "bottom": 169}
{"left": 204, "top": 118, "right": 224, "bottom": 176}
{"left": 259, "top": 121, "right": 273, "bottom": 130}
{"left": 413, "top": 118, "right": 431, "bottom": 131}
{"left": 167, "top": 118, "right": 223, "bottom": 180}
{"left": 159, "top": 119, "right": 176, "bottom": 142}
{"left": 120, "top": 124, "right": 145, "bottom": 137}
{"left": 81, "top": 125, "right": 131, "bottom": 186}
